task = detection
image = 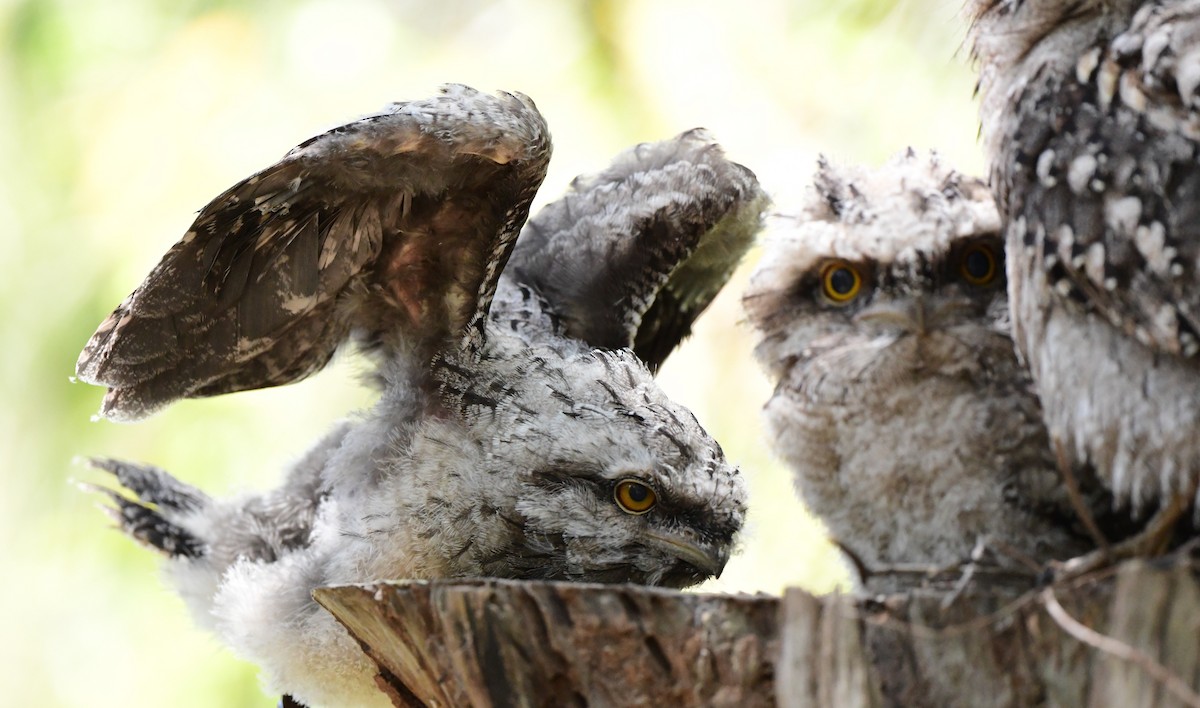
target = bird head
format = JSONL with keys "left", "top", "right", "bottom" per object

{"left": 745, "top": 150, "right": 1013, "bottom": 386}
{"left": 437, "top": 345, "right": 744, "bottom": 589}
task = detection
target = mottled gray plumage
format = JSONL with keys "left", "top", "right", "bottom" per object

{"left": 509, "top": 128, "right": 765, "bottom": 370}
{"left": 745, "top": 152, "right": 1105, "bottom": 589}
{"left": 969, "top": 1, "right": 1200, "bottom": 527}
{"left": 81, "top": 86, "right": 763, "bottom": 707}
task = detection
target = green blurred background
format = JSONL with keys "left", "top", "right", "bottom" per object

{"left": 1, "top": 0, "right": 983, "bottom": 705}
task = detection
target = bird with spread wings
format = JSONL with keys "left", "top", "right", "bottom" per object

{"left": 76, "top": 84, "right": 767, "bottom": 707}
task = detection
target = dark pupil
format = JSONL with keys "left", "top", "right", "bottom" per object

{"left": 965, "top": 249, "right": 992, "bottom": 279}
{"left": 626, "top": 484, "right": 649, "bottom": 503}
{"left": 829, "top": 268, "right": 856, "bottom": 294}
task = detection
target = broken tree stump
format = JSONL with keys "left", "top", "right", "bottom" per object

{"left": 314, "top": 556, "right": 1200, "bottom": 707}
{"left": 777, "top": 557, "right": 1200, "bottom": 708}
{"left": 314, "top": 578, "right": 780, "bottom": 707}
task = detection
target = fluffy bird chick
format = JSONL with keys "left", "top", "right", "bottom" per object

{"left": 745, "top": 151, "right": 1105, "bottom": 589}
{"left": 969, "top": 1, "right": 1200, "bottom": 544}
{"left": 80, "top": 86, "right": 765, "bottom": 707}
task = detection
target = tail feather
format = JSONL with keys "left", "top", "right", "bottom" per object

{"left": 87, "top": 458, "right": 209, "bottom": 559}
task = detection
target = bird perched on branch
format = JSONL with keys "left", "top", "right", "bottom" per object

{"left": 78, "top": 85, "right": 765, "bottom": 707}
{"left": 745, "top": 151, "right": 1111, "bottom": 590}
{"left": 968, "top": 1, "right": 1200, "bottom": 561}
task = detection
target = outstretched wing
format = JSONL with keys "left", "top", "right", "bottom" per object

{"left": 507, "top": 128, "right": 767, "bottom": 370}
{"left": 77, "top": 85, "right": 551, "bottom": 421}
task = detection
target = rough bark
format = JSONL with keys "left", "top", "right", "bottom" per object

{"left": 778, "top": 557, "right": 1200, "bottom": 708}
{"left": 314, "top": 557, "right": 1200, "bottom": 708}
{"left": 314, "top": 578, "right": 780, "bottom": 708}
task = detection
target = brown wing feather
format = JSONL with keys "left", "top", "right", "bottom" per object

{"left": 507, "top": 129, "right": 767, "bottom": 370}
{"left": 77, "top": 84, "right": 551, "bottom": 421}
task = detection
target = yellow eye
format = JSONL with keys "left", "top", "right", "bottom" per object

{"left": 820, "top": 261, "right": 863, "bottom": 304}
{"left": 960, "top": 244, "right": 999, "bottom": 286}
{"left": 614, "top": 479, "right": 657, "bottom": 515}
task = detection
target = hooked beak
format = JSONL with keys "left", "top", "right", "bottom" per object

{"left": 643, "top": 529, "right": 729, "bottom": 579}
{"left": 853, "top": 296, "right": 974, "bottom": 335}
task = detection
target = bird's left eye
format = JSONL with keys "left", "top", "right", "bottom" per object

{"left": 960, "top": 244, "right": 999, "bottom": 286}
{"left": 819, "top": 260, "right": 864, "bottom": 304}
{"left": 614, "top": 479, "right": 657, "bottom": 515}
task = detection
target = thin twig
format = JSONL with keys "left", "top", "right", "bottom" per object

{"left": 1060, "top": 495, "right": 1188, "bottom": 577}
{"left": 832, "top": 538, "right": 871, "bottom": 586}
{"left": 1054, "top": 436, "right": 1111, "bottom": 554}
{"left": 941, "top": 537, "right": 987, "bottom": 610}
{"left": 852, "top": 560, "right": 1121, "bottom": 642}
{"left": 858, "top": 587, "right": 1044, "bottom": 641}
{"left": 1041, "top": 586, "right": 1200, "bottom": 708}
{"left": 985, "top": 536, "right": 1043, "bottom": 575}
{"left": 867, "top": 562, "right": 1034, "bottom": 581}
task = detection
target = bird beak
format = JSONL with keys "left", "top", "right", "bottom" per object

{"left": 853, "top": 296, "right": 973, "bottom": 334}
{"left": 854, "top": 299, "right": 926, "bottom": 333}
{"left": 643, "top": 529, "right": 729, "bottom": 578}
{"left": 854, "top": 298, "right": 926, "bottom": 333}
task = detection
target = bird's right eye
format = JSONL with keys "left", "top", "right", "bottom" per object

{"left": 614, "top": 479, "right": 657, "bottom": 515}
{"left": 819, "top": 261, "right": 864, "bottom": 304}
{"left": 959, "top": 243, "right": 1000, "bottom": 287}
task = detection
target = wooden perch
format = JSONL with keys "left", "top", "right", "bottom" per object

{"left": 314, "top": 556, "right": 1200, "bottom": 707}
{"left": 313, "top": 579, "right": 780, "bottom": 707}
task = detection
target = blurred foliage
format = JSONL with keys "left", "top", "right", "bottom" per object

{"left": 0, "top": 0, "right": 982, "bottom": 705}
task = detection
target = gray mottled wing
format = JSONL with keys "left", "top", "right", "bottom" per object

{"left": 76, "top": 85, "right": 551, "bottom": 421}
{"left": 507, "top": 128, "right": 768, "bottom": 370}
{"left": 1002, "top": 5, "right": 1200, "bottom": 358}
